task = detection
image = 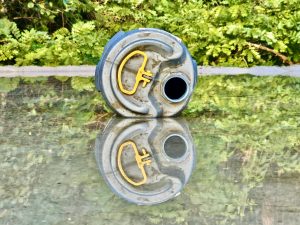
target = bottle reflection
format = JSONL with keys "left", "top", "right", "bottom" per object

{"left": 95, "top": 118, "right": 196, "bottom": 205}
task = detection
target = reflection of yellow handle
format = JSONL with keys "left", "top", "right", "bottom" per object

{"left": 117, "top": 140, "right": 151, "bottom": 186}
{"left": 117, "top": 50, "right": 153, "bottom": 95}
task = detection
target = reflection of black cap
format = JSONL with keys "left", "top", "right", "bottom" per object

{"left": 95, "top": 118, "right": 196, "bottom": 205}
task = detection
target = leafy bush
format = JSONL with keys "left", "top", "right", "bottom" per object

{"left": 0, "top": 0, "right": 95, "bottom": 32}
{"left": 0, "top": 18, "right": 107, "bottom": 65}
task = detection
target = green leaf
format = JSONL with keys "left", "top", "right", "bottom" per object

{"left": 27, "top": 2, "right": 34, "bottom": 8}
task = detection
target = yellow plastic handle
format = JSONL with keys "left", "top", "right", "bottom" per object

{"left": 117, "top": 140, "right": 151, "bottom": 186}
{"left": 117, "top": 50, "right": 153, "bottom": 95}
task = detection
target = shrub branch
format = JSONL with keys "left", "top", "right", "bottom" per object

{"left": 247, "top": 42, "right": 293, "bottom": 65}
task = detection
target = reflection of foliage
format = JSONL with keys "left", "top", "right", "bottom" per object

{"left": 0, "top": 77, "right": 110, "bottom": 122}
{"left": 185, "top": 75, "right": 300, "bottom": 117}
{"left": 2, "top": 73, "right": 300, "bottom": 120}
{"left": 1, "top": 79, "right": 300, "bottom": 225}
{"left": 0, "top": 78, "right": 20, "bottom": 93}
{"left": 187, "top": 119, "right": 300, "bottom": 224}
{"left": 0, "top": 80, "right": 104, "bottom": 223}
{"left": 186, "top": 74, "right": 300, "bottom": 182}
{"left": 183, "top": 75, "right": 300, "bottom": 223}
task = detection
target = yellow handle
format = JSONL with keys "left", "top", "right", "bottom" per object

{"left": 117, "top": 50, "right": 153, "bottom": 95}
{"left": 117, "top": 140, "right": 151, "bottom": 186}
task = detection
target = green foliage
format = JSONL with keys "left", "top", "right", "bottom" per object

{"left": 0, "top": 18, "right": 107, "bottom": 65}
{"left": 0, "top": 0, "right": 95, "bottom": 32}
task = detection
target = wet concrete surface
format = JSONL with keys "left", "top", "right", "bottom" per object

{"left": 1, "top": 82, "right": 300, "bottom": 225}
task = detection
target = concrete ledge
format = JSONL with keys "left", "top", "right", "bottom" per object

{"left": 0, "top": 66, "right": 96, "bottom": 77}
{"left": 0, "top": 65, "right": 300, "bottom": 77}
